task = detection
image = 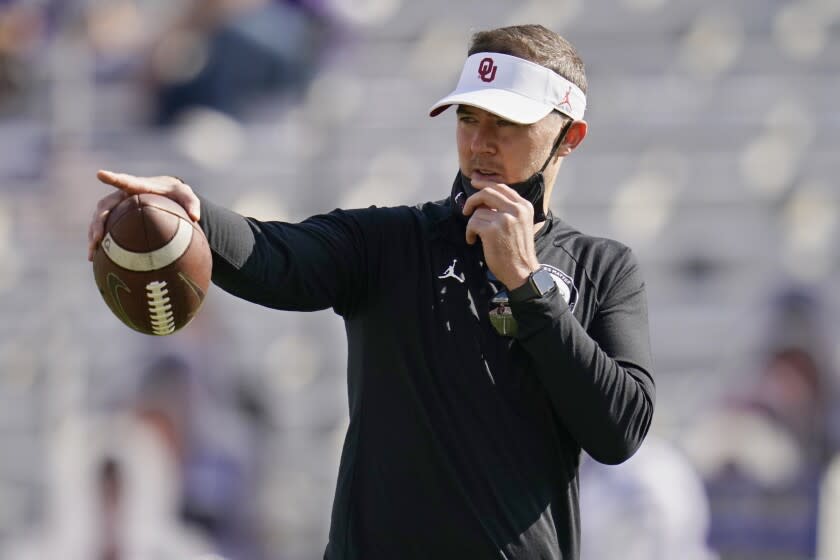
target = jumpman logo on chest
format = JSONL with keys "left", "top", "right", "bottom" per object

{"left": 438, "top": 258, "right": 466, "bottom": 283}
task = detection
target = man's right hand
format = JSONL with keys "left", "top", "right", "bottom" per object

{"left": 87, "top": 170, "right": 201, "bottom": 261}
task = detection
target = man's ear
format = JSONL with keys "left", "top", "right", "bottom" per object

{"left": 556, "top": 120, "right": 588, "bottom": 157}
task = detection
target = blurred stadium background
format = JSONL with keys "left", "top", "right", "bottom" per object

{"left": 0, "top": 0, "right": 838, "bottom": 558}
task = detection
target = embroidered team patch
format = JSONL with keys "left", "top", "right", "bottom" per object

{"left": 540, "top": 264, "right": 578, "bottom": 312}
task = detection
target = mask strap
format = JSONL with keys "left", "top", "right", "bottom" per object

{"left": 538, "top": 118, "right": 574, "bottom": 174}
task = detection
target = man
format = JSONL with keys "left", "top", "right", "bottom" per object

{"left": 88, "top": 24, "right": 655, "bottom": 560}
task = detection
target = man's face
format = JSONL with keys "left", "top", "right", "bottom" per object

{"left": 456, "top": 105, "right": 563, "bottom": 186}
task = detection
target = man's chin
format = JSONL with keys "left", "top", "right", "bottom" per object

{"left": 470, "top": 172, "right": 506, "bottom": 184}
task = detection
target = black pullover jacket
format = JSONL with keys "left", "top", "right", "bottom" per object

{"left": 197, "top": 176, "right": 655, "bottom": 559}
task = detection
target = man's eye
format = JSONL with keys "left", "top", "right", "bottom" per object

{"left": 497, "top": 120, "right": 515, "bottom": 127}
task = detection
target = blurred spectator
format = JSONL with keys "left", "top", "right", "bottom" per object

{"left": 684, "top": 286, "right": 837, "bottom": 560}
{"left": 95, "top": 457, "right": 123, "bottom": 560}
{"left": 0, "top": 410, "right": 213, "bottom": 559}
{"left": 0, "top": 2, "right": 46, "bottom": 111}
{"left": 579, "top": 436, "right": 717, "bottom": 560}
{"left": 135, "top": 353, "right": 269, "bottom": 559}
{"left": 0, "top": 1, "right": 54, "bottom": 180}
{"left": 147, "top": 0, "right": 333, "bottom": 125}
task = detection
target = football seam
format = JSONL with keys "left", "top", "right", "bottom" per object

{"left": 138, "top": 195, "right": 153, "bottom": 258}
{"left": 138, "top": 195, "right": 193, "bottom": 222}
{"left": 107, "top": 196, "right": 192, "bottom": 249}
{"left": 146, "top": 281, "right": 175, "bottom": 336}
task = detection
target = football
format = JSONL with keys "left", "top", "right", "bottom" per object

{"left": 92, "top": 193, "right": 212, "bottom": 336}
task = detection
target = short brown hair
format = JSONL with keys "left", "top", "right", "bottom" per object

{"left": 468, "top": 24, "right": 587, "bottom": 95}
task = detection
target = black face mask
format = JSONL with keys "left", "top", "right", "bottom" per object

{"left": 456, "top": 118, "right": 572, "bottom": 225}
{"left": 459, "top": 171, "right": 548, "bottom": 224}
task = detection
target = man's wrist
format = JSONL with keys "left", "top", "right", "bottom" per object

{"left": 506, "top": 273, "right": 532, "bottom": 292}
{"left": 508, "top": 267, "right": 556, "bottom": 302}
{"left": 502, "top": 262, "right": 541, "bottom": 290}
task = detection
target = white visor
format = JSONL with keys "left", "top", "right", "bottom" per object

{"left": 429, "top": 52, "right": 586, "bottom": 124}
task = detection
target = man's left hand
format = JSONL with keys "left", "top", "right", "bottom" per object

{"left": 463, "top": 178, "right": 541, "bottom": 290}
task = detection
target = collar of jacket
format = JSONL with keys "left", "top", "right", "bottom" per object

{"left": 417, "top": 174, "right": 464, "bottom": 243}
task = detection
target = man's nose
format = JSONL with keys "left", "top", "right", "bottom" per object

{"left": 470, "top": 123, "right": 497, "bottom": 154}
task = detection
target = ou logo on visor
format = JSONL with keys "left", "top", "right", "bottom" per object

{"left": 478, "top": 57, "right": 497, "bottom": 82}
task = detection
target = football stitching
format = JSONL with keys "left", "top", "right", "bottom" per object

{"left": 146, "top": 281, "right": 175, "bottom": 335}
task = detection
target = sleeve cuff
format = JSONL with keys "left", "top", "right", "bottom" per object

{"left": 508, "top": 278, "right": 538, "bottom": 303}
{"left": 509, "top": 288, "right": 570, "bottom": 340}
